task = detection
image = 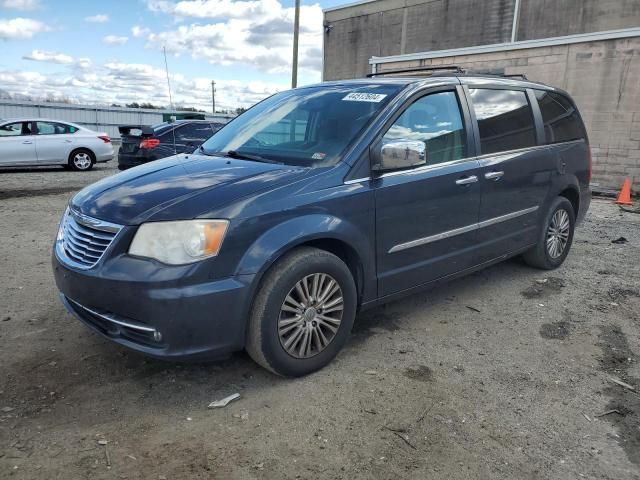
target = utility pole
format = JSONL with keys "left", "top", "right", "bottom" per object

{"left": 211, "top": 80, "right": 216, "bottom": 114}
{"left": 291, "top": 0, "right": 300, "bottom": 88}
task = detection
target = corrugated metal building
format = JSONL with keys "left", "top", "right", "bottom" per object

{"left": 322, "top": 0, "right": 640, "bottom": 191}
{"left": 0, "top": 100, "right": 234, "bottom": 139}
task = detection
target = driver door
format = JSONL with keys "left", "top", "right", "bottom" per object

{"left": 374, "top": 87, "right": 483, "bottom": 297}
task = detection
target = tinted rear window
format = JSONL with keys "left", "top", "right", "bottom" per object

{"left": 152, "top": 123, "right": 175, "bottom": 136}
{"left": 469, "top": 88, "right": 536, "bottom": 155}
{"left": 534, "top": 90, "right": 585, "bottom": 144}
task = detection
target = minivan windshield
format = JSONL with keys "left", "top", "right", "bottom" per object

{"left": 200, "top": 84, "right": 401, "bottom": 167}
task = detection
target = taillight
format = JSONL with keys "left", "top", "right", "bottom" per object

{"left": 140, "top": 137, "right": 160, "bottom": 149}
{"left": 98, "top": 135, "right": 111, "bottom": 143}
{"left": 587, "top": 145, "right": 592, "bottom": 183}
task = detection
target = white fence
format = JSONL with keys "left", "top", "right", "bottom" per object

{"left": 0, "top": 100, "right": 235, "bottom": 140}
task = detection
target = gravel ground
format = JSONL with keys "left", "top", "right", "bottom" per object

{"left": 1, "top": 162, "right": 639, "bottom": 480}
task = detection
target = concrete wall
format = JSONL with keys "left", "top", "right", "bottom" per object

{"left": 373, "top": 36, "right": 640, "bottom": 191}
{"left": 323, "top": 0, "right": 640, "bottom": 80}
{"left": 517, "top": 0, "right": 640, "bottom": 40}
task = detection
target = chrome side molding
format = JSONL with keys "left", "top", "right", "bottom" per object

{"left": 388, "top": 206, "right": 539, "bottom": 253}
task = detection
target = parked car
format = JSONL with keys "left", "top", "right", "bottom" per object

{"left": 0, "top": 119, "right": 113, "bottom": 170}
{"left": 117, "top": 120, "right": 223, "bottom": 170}
{"left": 53, "top": 75, "right": 591, "bottom": 376}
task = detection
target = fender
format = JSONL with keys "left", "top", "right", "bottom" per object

{"left": 235, "top": 213, "right": 376, "bottom": 303}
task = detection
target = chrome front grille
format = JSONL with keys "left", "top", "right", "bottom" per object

{"left": 56, "top": 208, "right": 122, "bottom": 269}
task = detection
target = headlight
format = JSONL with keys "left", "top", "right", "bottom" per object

{"left": 129, "top": 219, "right": 229, "bottom": 265}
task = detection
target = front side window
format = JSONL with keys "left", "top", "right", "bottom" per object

{"left": 201, "top": 84, "right": 401, "bottom": 167}
{"left": 469, "top": 88, "right": 536, "bottom": 155}
{"left": 0, "top": 122, "right": 24, "bottom": 137}
{"left": 36, "top": 122, "right": 68, "bottom": 135}
{"left": 383, "top": 91, "right": 467, "bottom": 165}
{"left": 535, "top": 90, "right": 585, "bottom": 144}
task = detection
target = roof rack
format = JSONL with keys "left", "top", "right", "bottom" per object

{"left": 367, "top": 65, "right": 465, "bottom": 78}
{"left": 463, "top": 69, "right": 529, "bottom": 80}
{"left": 367, "top": 65, "right": 529, "bottom": 81}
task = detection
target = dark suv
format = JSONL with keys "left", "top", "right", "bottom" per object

{"left": 53, "top": 76, "right": 591, "bottom": 376}
{"left": 117, "top": 120, "right": 223, "bottom": 170}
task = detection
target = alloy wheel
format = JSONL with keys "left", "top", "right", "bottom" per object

{"left": 73, "top": 152, "right": 92, "bottom": 170}
{"left": 546, "top": 209, "right": 570, "bottom": 259}
{"left": 278, "top": 273, "right": 344, "bottom": 359}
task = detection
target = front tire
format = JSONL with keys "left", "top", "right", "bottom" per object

{"left": 523, "top": 196, "right": 575, "bottom": 270}
{"left": 246, "top": 247, "right": 357, "bottom": 377}
{"left": 68, "top": 149, "right": 95, "bottom": 171}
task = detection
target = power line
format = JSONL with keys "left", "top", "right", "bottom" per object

{"left": 163, "top": 46, "right": 173, "bottom": 110}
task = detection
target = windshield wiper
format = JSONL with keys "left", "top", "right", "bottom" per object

{"left": 224, "top": 150, "right": 282, "bottom": 164}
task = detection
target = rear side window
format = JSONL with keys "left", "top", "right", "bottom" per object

{"left": 534, "top": 90, "right": 585, "bottom": 144}
{"left": 36, "top": 122, "right": 70, "bottom": 135}
{"left": 469, "top": 89, "right": 536, "bottom": 155}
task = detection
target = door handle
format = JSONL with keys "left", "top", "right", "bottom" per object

{"left": 455, "top": 175, "right": 478, "bottom": 185}
{"left": 484, "top": 171, "right": 504, "bottom": 181}
{"left": 22, "top": 141, "right": 33, "bottom": 144}
{"left": 64, "top": 139, "right": 73, "bottom": 143}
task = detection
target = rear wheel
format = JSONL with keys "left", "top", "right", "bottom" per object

{"left": 68, "top": 149, "right": 95, "bottom": 171}
{"left": 246, "top": 247, "right": 357, "bottom": 377}
{"left": 523, "top": 196, "right": 575, "bottom": 270}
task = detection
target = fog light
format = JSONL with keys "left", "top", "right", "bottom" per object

{"left": 153, "top": 331, "right": 162, "bottom": 342}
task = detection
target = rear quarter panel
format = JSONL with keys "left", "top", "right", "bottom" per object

{"left": 545, "top": 139, "right": 591, "bottom": 223}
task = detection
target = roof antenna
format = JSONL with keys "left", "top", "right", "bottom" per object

{"left": 163, "top": 46, "right": 174, "bottom": 111}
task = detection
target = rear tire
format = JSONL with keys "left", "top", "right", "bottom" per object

{"left": 68, "top": 149, "right": 95, "bottom": 171}
{"left": 522, "top": 196, "right": 575, "bottom": 270}
{"left": 246, "top": 247, "right": 357, "bottom": 377}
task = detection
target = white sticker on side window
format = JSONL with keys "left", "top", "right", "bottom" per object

{"left": 342, "top": 92, "right": 387, "bottom": 103}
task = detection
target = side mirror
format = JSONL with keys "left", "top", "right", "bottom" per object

{"left": 372, "top": 140, "right": 427, "bottom": 172}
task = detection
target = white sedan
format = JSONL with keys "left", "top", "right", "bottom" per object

{"left": 0, "top": 118, "right": 114, "bottom": 171}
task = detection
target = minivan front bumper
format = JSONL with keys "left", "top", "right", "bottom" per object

{"left": 53, "top": 252, "right": 255, "bottom": 360}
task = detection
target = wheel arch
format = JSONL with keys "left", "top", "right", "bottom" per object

{"left": 558, "top": 186, "right": 580, "bottom": 217}
{"left": 297, "top": 238, "right": 365, "bottom": 307}
{"left": 236, "top": 214, "right": 375, "bottom": 311}
{"left": 546, "top": 173, "right": 580, "bottom": 218}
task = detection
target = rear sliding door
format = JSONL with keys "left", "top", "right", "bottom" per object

{"left": 464, "top": 84, "right": 552, "bottom": 262}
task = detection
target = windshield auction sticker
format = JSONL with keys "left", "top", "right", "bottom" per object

{"left": 342, "top": 93, "right": 388, "bottom": 102}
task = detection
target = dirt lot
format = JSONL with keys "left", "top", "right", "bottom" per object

{"left": 1, "top": 162, "right": 639, "bottom": 480}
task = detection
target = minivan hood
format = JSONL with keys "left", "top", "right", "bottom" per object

{"left": 71, "top": 154, "right": 307, "bottom": 225}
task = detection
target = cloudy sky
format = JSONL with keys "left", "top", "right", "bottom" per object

{"left": 0, "top": 0, "right": 345, "bottom": 111}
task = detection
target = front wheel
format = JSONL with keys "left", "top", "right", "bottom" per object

{"left": 523, "top": 196, "right": 575, "bottom": 270}
{"left": 246, "top": 247, "right": 357, "bottom": 377}
{"left": 68, "top": 149, "right": 95, "bottom": 171}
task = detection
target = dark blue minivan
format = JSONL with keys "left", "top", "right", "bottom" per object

{"left": 53, "top": 76, "right": 591, "bottom": 376}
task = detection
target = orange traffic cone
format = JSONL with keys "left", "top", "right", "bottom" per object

{"left": 615, "top": 178, "right": 633, "bottom": 206}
